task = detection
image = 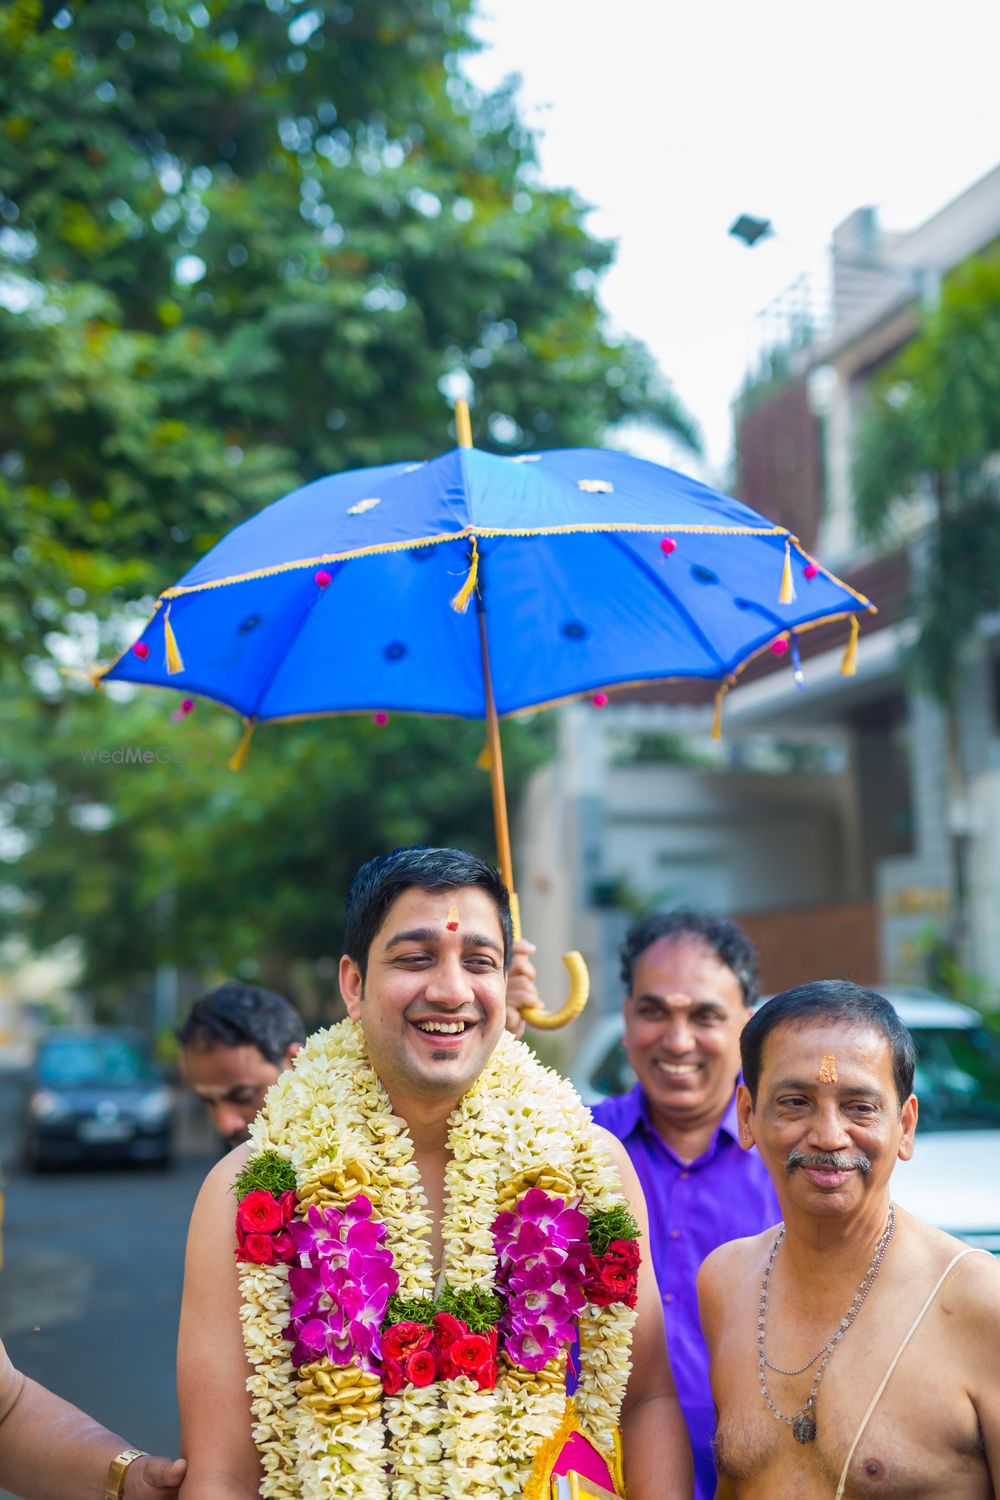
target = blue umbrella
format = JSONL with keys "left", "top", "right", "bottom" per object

{"left": 99, "top": 402, "right": 873, "bottom": 1024}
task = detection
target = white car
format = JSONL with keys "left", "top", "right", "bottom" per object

{"left": 570, "top": 989, "right": 1000, "bottom": 1255}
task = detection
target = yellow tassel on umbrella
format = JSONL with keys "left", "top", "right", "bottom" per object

{"left": 841, "top": 615, "right": 859, "bottom": 676}
{"left": 163, "top": 605, "right": 185, "bottom": 675}
{"left": 476, "top": 740, "right": 492, "bottom": 771}
{"left": 711, "top": 684, "right": 726, "bottom": 741}
{"left": 778, "top": 537, "right": 796, "bottom": 605}
{"left": 229, "top": 718, "right": 255, "bottom": 771}
{"left": 450, "top": 535, "right": 480, "bottom": 614}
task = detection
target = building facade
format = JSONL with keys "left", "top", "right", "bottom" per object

{"left": 517, "top": 166, "right": 1000, "bottom": 1037}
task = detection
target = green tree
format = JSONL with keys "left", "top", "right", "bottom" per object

{"left": 852, "top": 248, "right": 1000, "bottom": 977}
{"left": 1, "top": 0, "right": 697, "bottom": 1009}
{"left": 853, "top": 249, "right": 1000, "bottom": 704}
{"left": 3, "top": 689, "right": 550, "bottom": 1014}
{"left": 1, "top": 0, "right": 697, "bottom": 658}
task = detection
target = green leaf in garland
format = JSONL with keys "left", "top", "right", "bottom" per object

{"left": 588, "top": 1205, "right": 640, "bottom": 1257}
{"left": 383, "top": 1295, "right": 437, "bottom": 1330}
{"left": 383, "top": 1284, "right": 502, "bottom": 1334}
{"left": 232, "top": 1149, "right": 297, "bottom": 1204}
{"left": 439, "top": 1285, "right": 503, "bottom": 1334}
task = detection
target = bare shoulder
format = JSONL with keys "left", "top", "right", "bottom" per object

{"left": 936, "top": 1233, "right": 1000, "bottom": 1315}
{"left": 897, "top": 1210, "right": 1000, "bottom": 1299}
{"left": 590, "top": 1126, "right": 644, "bottom": 1210}
{"left": 698, "top": 1229, "right": 772, "bottom": 1351}
{"left": 699, "top": 1228, "right": 774, "bottom": 1301}
{"left": 893, "top": 1212, "right": 1000, "bottom": 1353}
{"left": 591, "top": 1123, "right": 630, "bottom": 1174}
{"left": 188, "top": 1142, "right": 254, "bottom": 1238}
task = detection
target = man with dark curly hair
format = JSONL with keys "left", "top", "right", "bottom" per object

{"left": 591, "top": 912, "right": 780, "bottom": 1500}
{"left": 178, "top": 982, "right": 308, "bottom": 1151}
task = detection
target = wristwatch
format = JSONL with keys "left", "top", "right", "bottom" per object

{"left": 104, "top": 1448, "right": 147, "bottom": 1500}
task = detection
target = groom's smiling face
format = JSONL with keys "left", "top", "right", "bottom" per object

{"left": 339, "top": 885, "right": 508, "bottom": 1105}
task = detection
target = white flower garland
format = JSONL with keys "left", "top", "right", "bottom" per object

{"left": 237, "top": 1262, "right": 299, "bottom": 1500}
{"left": 491, "top": 1042, "right": 574, "bottom": 1494}
{"left": 560, "top": 1073, "right": 638, "bottom": 1457}
{"left": 238, "top": 1021, "right": 635, "bottom": 1499}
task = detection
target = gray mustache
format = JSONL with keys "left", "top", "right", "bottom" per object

{"left": 786, "top": 1149, "right": 872, "bottom": 1175}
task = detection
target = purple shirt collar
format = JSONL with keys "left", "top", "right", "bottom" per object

{"left": 612, "top": 1078, "right": 742, "bottom": 1162}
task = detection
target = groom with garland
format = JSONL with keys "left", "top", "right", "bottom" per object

{"left": 177, "top": 847, "right": 693, "bottom": 1500}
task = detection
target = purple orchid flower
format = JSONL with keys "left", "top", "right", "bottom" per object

{"left": 492, "top": 1188, "right": 590, "bottom": 1375}
{"left": 284, "top": 1194, "right": 398, "bottom": 1370}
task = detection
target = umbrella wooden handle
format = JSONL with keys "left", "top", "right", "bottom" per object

{"left": 521, "top": 950, "right": 590, "bottom": 1030}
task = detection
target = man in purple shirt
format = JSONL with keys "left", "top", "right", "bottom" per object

{"left": 591, "top": 912, "right": 780, "bottom": 1500}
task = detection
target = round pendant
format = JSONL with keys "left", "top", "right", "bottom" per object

{"left": 792, "top": 1413, "right": 817, "bottom": 1444}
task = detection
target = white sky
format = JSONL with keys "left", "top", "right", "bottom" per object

{"left": 466, "top": 0, "right": 1000, "bottom": 480}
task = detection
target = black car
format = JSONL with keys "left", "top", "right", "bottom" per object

{"left": 22, "top": 1030, "right": 175, "bottom": 1169}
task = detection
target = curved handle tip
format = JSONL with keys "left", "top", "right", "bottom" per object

{"left": 522, "top": 950, "right": 590, "bottom": 1030}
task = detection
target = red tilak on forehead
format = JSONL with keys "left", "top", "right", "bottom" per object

{"left": 444, "top": 904, "right": 460, "bottom": 933}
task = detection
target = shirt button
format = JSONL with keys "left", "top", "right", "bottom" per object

{"left": 670, "top": 1229, "right": 680, "bottom": 1239}
{"left": 665, "top": 1292, "right": 674, "bottom": 1303}
{"left": 679, "top": 1170, "right": 690, "bottom": 1180}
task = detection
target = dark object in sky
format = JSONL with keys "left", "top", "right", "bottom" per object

{"left": 729, "top": 213, "right": 773, "bottom": 247}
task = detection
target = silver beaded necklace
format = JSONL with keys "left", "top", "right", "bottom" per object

{"left": 757, "top": 1201, "right": 895, "bottom": 1444}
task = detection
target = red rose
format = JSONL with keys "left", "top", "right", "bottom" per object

{"left": 381, "top": 1358, "right": 405, "bottom": 1396}
{"left": 277, "top": 1190, "right": 298, "bottom": 1225}
{"left": 404, "top": 1350, "right": 437, "bottom": 1387}
{"left": 272, "top": 1229, "right": 297, "bottom": 1265}
{"left": 600, "top": 1239, "right": 640, "bottom": 1296}
{"left": 582, "top": 1252, "right": 620, "bottom": 1306}
{"left": 237, "top": 1190, "right": 284, "bottom": 1236}
{"left": 608, "top": 1238, "right": 641, "bottom": 1271}
{"left": 583, "top": 1239, "right": 641, "bottom": 1308}
{"left": 239, "top": 1231, "right": 277, "bottom": 1265}
{"left": 435, "top": 1349, "right": 457, "bottom": 1381}
{"left": 448, "top": 1333, "right": 493, "bottom": 1381}
{"left": 382, "top": 1321, "right": 434, "bottom": 1361}
{"left": 432, "top": 1312, "right": 465, "bottom": 1350}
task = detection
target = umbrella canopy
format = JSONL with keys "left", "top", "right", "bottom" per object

{"left": 99, "top": 428, "right": 874, "bottom": 1030}
{"left": 102, "top": 444, "right": 872, "bottom": 722}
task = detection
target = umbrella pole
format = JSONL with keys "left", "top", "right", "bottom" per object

{"left": 476, "top": 586, "right": 589, "bottom": 1032}
{"left": 455, "top": 398, "right": 516, "bottom": 913}
{"left": 453, "top": 394, "right": 587, "bottom": 1027}
{"left": 476, "top": 607, "right": 519, "bottom": 935}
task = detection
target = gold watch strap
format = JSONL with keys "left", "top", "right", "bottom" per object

{"left": 104, "top": 1448, "right": 146, "bottom": 1500}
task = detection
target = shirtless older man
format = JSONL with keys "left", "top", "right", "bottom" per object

{"left": 698, "top": 980, "right": 1000, "bottom": 1499}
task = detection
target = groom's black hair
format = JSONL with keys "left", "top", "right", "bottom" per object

{"left": 343, "top": 846, "right": 513, "bottom": 980}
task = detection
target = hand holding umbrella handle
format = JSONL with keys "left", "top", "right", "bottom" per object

{"left": 520, "top": 949, "right": 590, "bottom": 1030}
{"left": 509, "top": 892, "right": 590, "bottom": 1029}
{"left": 473, "top": 584, "right": 590, "bottom": 1031}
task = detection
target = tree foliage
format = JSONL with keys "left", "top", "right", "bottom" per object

{"left": 853, "top": 250, "right": 1000, "bottom": 702}
{"left": 1, "top": 0, "right": 697, "bottom": 657}
{"left": 1, "top": 0, "right": 695, "bottom": 1009}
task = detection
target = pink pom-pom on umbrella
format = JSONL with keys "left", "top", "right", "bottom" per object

{"left": 315, "top": 569, "right": 332, "bottom": 589}
{"left": 373, "top": 711, "right": 389, "bottom": 726}
{"left": 171, "top": 698, "right": 195, "bottom": 722}
{"left": 660, "top": 537, "right": 677, "bottom": 556}
{"left": 132, "top": 641, "right": 150, "bottom": 661}
{"left": 770, "top": 638, "right": 789, "bottom": 656}
{"left": 803, "top": 562, "right": 819, "bottom": 581}
{"left": 592, "top": 692, "right": 609, "bottom": 708}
